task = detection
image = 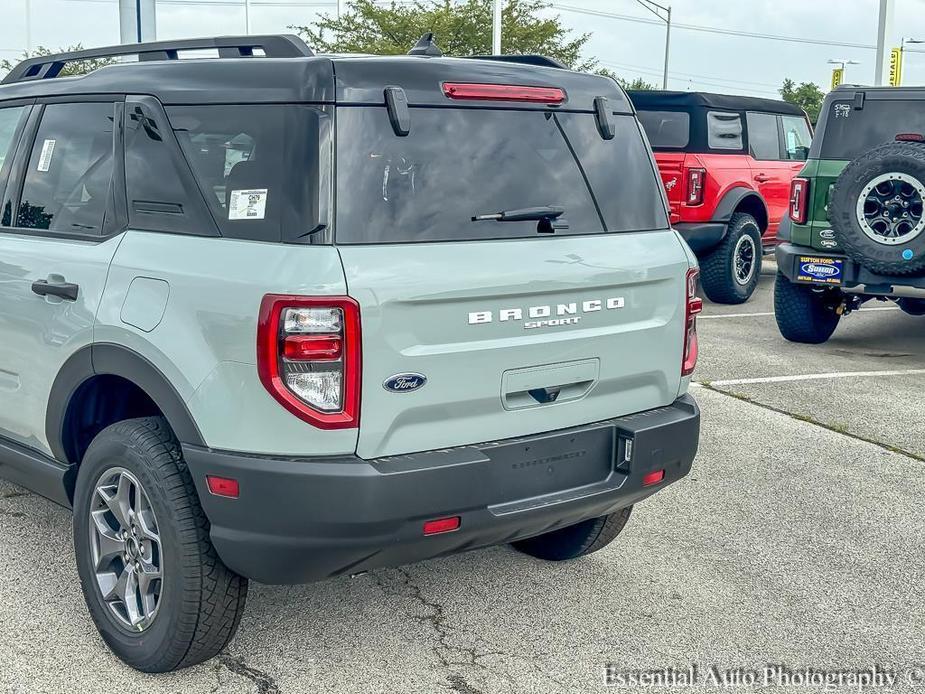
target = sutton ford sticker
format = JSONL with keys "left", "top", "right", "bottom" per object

{"left": 797, "top": 256, "right": 844, "bottom": 285}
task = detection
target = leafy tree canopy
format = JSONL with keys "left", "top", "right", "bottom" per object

{"left": 779, "top": 78, "right": 825, "bottom": 123}
{"left": 294, "top": 0, "right": 603, "bottom": 72}
{"left": 0, "top": 45, "right": 116, "bottom": 79}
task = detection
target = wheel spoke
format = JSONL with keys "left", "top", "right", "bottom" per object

{"left": 91, "top": 509, "right": 126, "bottom": 570}
{"left": 121, "top": 567, "right": 143, "bottom": 627}
{"left": 136, "top": 559, "right": 161, "bottom": 618}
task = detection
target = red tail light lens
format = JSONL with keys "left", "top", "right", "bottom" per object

{"left": 442, "top": 82, "right": 566, "bottom": 104}
{"left": 896, "top": 133, "right": 925, "bottom": 142}
{"left": 682, "top": 268, "right": 703, "bottom": 377}
{"left": 257, "top": 295, "right": 361, "bottom": 429}
{"left": 789, "top": 177, "right": 810, "bottom": 224}
{"left": 686, "top": 167, "right": 706, "bottom": 206}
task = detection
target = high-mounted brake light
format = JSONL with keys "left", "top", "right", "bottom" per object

{"left": 257, "top": 295, "right": 361, "bottom": 429}
{"left": 686, "top": 167, "right": 706, "bottom": 206}
{"left": 896, "top": 133, "right": 925, "bottom": 142}
{"left": 789, "top": 177, "right": 810, "bottom": 225}
{"left": 442, "top": 82, "right": 566, "bottom": 104}
{"left": 682, "top": 268, "right": 703, "bottom": 377}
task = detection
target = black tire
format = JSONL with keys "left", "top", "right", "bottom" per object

{"left": 897, "top": 297, "right": 925, "bottom": 316}
{"left": 699, "top": 213, "right": 763, "bottom": 305}
{"left": 73, "top": 417, "right": 247, "bottom": 673}
{"left": 830, "top": 142, "right": 925, "bottom": 275}
{"left": 773, "top": 271, "right": 841, "bottom": 344}
{"left": 511, "top": 506, "right": 632, "bottom": 561}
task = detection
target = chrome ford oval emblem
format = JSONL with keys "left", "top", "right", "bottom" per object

{"left": 383, "top": 373, "right": 427, "bottom": 393}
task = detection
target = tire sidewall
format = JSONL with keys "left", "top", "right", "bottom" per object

{"left": 724, "top": 216, "right": 763, "bottom": 301}
{"left": 831, "top": 144, "right": 925, "bottom": 274}
{"left": 73, "top": 431, "right": 190, "bottom": 669}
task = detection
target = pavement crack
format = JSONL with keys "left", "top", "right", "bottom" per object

{"left": 218, "top": 654, "right": 280, "bottom": 694}
{"left": 446, "top": 673, "right": 487, "bottom": 694}
{"left": 1, "top": 491, "right": 28, "bottom": 499}
{"left": 701, "top": 383, "right": 925, "bottom": 462}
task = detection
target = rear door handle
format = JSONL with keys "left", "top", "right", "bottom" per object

{"left": 753, "top": 174, "right": 770, "bottom": 183}
{"left": 32, "top": 279, "right": 79, "bottom": 302}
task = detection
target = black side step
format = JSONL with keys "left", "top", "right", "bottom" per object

{"left": 0, "top": 436, "right": 74, "bottom": 508}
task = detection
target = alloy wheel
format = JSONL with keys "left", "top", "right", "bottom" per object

{"left": 856, "top": 172, "right": 925, "bottom": 245}
{"left": 733, "top": 232, "right": 757, "bottom": 286}
{"left": 89, "top": 468, "right": 163, "bottom": 632}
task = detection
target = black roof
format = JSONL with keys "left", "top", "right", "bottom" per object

{"left": 0, "top": 37, "right": 629, "bottom": 111}
{"left": 627, "top": 90, "right": 805, "bottom": 116}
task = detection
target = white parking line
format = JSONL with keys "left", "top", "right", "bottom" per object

{"left": 705, "top": 369, "right": 925, "bottom": 387}
{"left": 699, "top": 306, "right": 901, "bottom": 320}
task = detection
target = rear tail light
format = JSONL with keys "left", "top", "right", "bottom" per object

{"left": 442, "top": 82, "right": 566, "bottom": 104}
{"left": 896, "top": 133, "right": 925, "bottom": 142}
{"left": 789, "top": 177, "right": 810, "bottom": 224}
{"left": 682, "top": 268, "right": 703, "bottom": 377}
{"left": 686, "top": 167, "right": 706, "bottom": 206}
{"left": 257, "top": 295, "right": 361, "bottom": 429}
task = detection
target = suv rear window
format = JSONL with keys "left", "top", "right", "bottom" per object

{"left": 819, "top": 99, "right": 925, "bottom": 161}
{"left": 636, "top": 110, "right": 690, "bottom": 149}
{"left": 334, "top": 107, "right": 668, "bottom": 244}
{"left": 167, "top": 104, "right": 327, "bottom": 243}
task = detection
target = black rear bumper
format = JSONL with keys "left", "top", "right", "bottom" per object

{"left": 776, "top": 242, "right": 925, "bottom": 290}
{"left": 183, "top": 395, "right": 700, "bottom": 584}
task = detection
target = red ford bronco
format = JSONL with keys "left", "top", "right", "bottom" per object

{"left": 630, "top": 91, "right": 812, "bottom": 304}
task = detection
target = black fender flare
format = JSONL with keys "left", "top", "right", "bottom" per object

{"left": 713, "top": 186, "right": 769, "bottom": 228}
{"left": 46, "top": 343, "right": 206, "bottom": 463}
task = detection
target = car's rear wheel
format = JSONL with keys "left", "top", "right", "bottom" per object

{"left": 73, "top": 417, "right": 247, "bottom": 672}
{"left": 511, "top": 506, "right": 632, "bottom": 561}
{"left": 773, "top": 271, "right": 842, "bottom": 344}
{"left": 699, "top": 213, "right": 763, "bottom": 304}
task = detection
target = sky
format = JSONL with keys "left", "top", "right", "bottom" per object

{"left": 2, "top": 0, "right": 925, "bottom": 96}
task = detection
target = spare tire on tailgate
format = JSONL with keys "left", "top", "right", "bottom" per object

{"left": 830, "top": 142, "right": 925, "bottom": 275}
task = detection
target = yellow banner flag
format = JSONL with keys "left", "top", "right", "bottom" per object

{"left": 831, "top": 67, "right": 844, "bottom": 90}
{"left": 889, "top": 48, "right": 903, "bottom": 87}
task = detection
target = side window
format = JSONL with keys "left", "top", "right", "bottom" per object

{"left": 746, "top": 112, "right": 781, "bottom": 160}
{"left": 17, "top": 102, "right": 115, "bottom": 234}
{"left": 0, "top": 106, "right": 29, "bottom": 226}
{"left": 124, "top": 101, "right": 217, "bottom": 236}
{"left": 707, "top": 111, "right": 743, "bottom": 150}
{"left": 781, "top": 115, "right": 812, "bottom": 161}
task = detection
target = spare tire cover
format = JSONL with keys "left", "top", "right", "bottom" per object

{"left": 830, "top": 142, "right": 925, "bottom": 275}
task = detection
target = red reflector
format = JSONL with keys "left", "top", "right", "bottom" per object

{"left": 283, "top": 334, "right": 342, "bottom": 361}
{"left": 896, "top": 133, "right": 925, "bottom": 142}
{"left": 206, "top": 475, "right": 239, "bottom": 498}
{"left": 442, "top": 82, "right": 566, "bottom": 104}
{"left": 423, "top": 516, "right": 461, "bottom": 536}
{"left": 642, "top": 469, "right": 665, "bottom": 487}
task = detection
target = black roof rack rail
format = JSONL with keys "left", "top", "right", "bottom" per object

{"left": 466, "top": 55, "right": 567, "bottom": 70}
{"left": 1, "top": 34, "right": 313, "bottom": 84}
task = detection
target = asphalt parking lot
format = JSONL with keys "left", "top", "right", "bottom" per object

{"left": 1, "top": 261, "right": 924, "bottom": 694}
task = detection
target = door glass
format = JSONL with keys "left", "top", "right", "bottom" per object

{"left": 746, "top": 112, "right": 781, "bottom": 160}
{"left": 0, "top": 106, "right": 28, "bottom": 226}
{"left": 17, "top": 102, "right": 115, "bottom": 234}
{"left": 781, "top": 115, "right": 812, "bottom": 161}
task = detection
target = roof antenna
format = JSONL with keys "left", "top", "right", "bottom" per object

{"left": 408, "top": 32, "right": 442, "bottom": 57}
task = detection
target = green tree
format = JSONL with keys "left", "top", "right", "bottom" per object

{"left": 0, "top": 45, "right": 116, "bottom": 79}
{"left": 619, "top": 77, "right": 657, "bottom": 90}
{"left": 293, "top": 0, "right": 602, "bottom": 72}
{"left": 779, "top": 78, "right": 825, "bottom": 123}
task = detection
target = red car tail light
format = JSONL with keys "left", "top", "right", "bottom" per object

{"left": 682, "top": 268, "right": 703, "bottom": 377}
{"left": 789, "top": 177, "right": 810, "bottom": 224}
{"left": 686, "top": 167, "right": 706, "bottom": 206}
{"left": 442, "top": 82, "right": 566, "bottom": 104}
{"left": 257, "top": 295, "right": 361, "bottom": 429}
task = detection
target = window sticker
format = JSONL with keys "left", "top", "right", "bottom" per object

{"left": 228, "top": 188, "right": 267, "bottom": 220}
{"left": 37, "top": 139, "right": 56, "bottom": 172}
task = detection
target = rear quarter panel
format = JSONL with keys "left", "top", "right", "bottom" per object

{"left": 670, "top": 153, "right": 755, "bottom": 224}
{"left": 96, "top": 231, "right": 357, "bottom": 456}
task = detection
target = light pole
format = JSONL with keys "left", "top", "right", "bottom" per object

{"left": 633, "top": 0, "right": 671, "bottom": 89}
{"left": 901, "top": 38, "right": 924, "bottom": 85}
{"left": 492, "top": 0, "right": 502, "bottom": 54}
{"left": 828, "top": 58, "right": 860, "bottom": 81}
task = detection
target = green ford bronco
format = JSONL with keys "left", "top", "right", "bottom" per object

{"left": 775, "top": 85, "right": 925, "bottom": 343}
{"left": 0, "top": 36, "right": 701, "bottom": 671}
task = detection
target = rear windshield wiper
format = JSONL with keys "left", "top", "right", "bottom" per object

{"left": 471, "top": 206, "right": 565, "bottom": 222}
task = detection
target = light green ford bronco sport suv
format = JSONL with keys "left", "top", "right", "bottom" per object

{"left": 0, "top": 35, "right": 701, "bottom": 671}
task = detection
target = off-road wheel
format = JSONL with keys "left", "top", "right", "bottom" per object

{"left": 73, "top": 417, "right": 247, "bottom": 672}
{"left": 699, "top": 213, "right": 763, "bottom": 304}
{"left": 774, "top": 271, "right": 841, "bottom": 344}
{"left": 830, "top": 142, "right": 925, "bottom": 275}
{"left": 511, "top": 506, "right": 632, "bottom": 561}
